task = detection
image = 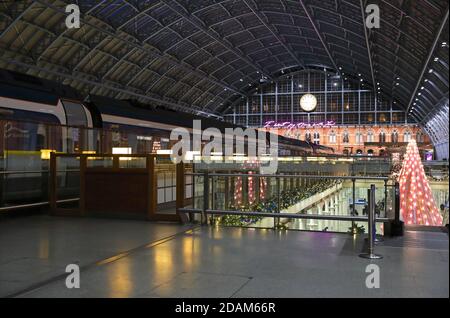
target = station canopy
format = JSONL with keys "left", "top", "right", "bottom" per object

{"left": 0, "top": 0, "right": 448, "bottom": 122}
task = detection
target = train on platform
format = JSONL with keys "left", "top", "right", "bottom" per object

{"left": 0, "top": 68, "right": 334, "bottom": 206}
{"left": 0, "top": 68, "right": 334, "bottom": 156}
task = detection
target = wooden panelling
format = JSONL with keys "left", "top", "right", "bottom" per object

{"left": 50, "top": 154, "right": 183, "bottom": 222}
{"left": 85, "top": 171, "right": 148, "bottom": 216}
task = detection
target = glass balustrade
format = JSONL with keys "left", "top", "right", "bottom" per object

{"left": 183, "top": 171, "right": 395, "bottom": 234}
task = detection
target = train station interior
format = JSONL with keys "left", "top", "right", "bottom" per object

{"left": 0, "top": 0, "right": 448, "bottom": 299}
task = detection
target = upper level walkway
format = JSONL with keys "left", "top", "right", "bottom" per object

{"left": 0, "top": 215, "right": 448, "bottom": 298}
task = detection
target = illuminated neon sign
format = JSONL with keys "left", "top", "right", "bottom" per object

{"left": 264, "top": 120, "right": 336, "bottom": 129}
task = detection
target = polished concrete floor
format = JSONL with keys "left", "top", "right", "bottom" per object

{"left": 0, "top": 215, "right": 448, "bottom": 298}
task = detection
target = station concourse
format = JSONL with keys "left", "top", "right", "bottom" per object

{"left": 0, "top": 0, "right": 448, "bottom": 299}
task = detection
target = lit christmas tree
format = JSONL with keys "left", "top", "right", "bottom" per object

{"left": 248, "top": 172, "right": 255, "bottom": 205}
{"left": 234, "top": 176, "right": 243, "bottom": 207}
{"left": 260, "top": 177, "right": 267, "bottom": 200}
{"left": 399, "top": 139, "right": 443, "bottom": 226}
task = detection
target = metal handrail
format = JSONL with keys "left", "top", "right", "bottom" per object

{"left": 0, "top": 169, "right": 80, "bottom": 175}
{"left": 0, "top": 198, "right": 79, "bottom": 212}
{"left": 178, "top": 208, "right": 389, "bottom": 223}
{"left": 186, "top": 172, "right": 389, "bottom": 181}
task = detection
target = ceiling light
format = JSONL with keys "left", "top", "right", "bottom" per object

{"left": 240, "top": 78, "right": 243, "bottom": 82}
{"left": 428, "top": 69, "right": 433, "bottom": 73}
{"left": 434, "top": 57, "right": 439, "bottom": 62}
{"left": 418, "top": 92, "right": 421, "bottom": 96}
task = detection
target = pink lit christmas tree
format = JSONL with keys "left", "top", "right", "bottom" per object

{"left": 234, "top": 176, "right": 243, "bottom": 207}
{"left": 398, "top": 139, "right": 443, "bottom": 226}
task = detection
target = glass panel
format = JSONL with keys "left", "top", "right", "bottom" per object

{"left": 155, "top": 156, "right": 177, "bottom": 215}
{"left": 61, "top": 100, "right": 87, "bottom": 127}
{"left": 118, "top": 157, "right": 146, "bottom": 169}
{"left": 86, "top": 157, "right": 113, "bottom": 169}
{"left": 55, "top": 156, "right": 80, "bottom": 208}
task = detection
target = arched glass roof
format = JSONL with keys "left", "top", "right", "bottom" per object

{"left": 0, "top": 0, "right": 448, "bottom": 122}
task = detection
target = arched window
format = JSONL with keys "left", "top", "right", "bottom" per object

{"left": 379, "top": 131, "right": 386, "bottom": 143}
{"left": 416, "top": 131, "right": 424, "bottom": 143}
{"left": 367, "top": 130, "right": 374, "bottom": 142}
{"left": 305, "top": 132, "right": 311, "bottom": 142}
{"left": 313, "top": 132, "right": 320, "bottom": 144}
{"left": 367, "top": 149, "right": 374, "bottom": 156}
{"left": 391, "top": 130, "right": 399, "bottom": 143}
{"left": 404, "top": 131, "right": 411, "bottom": 142}
{"left": 356, "top": 149, "right": 363, "bottom": 155}
{"left": 343, "top": 131, "right": 349, "bottom": 143}
{"left": 355, "top": 132, "right": 364, "bottom": 144}
{"left": 328, "top": 130, "right": 336, "bottom": 144}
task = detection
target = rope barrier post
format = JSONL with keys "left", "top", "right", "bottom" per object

{"left": 351, "top": 178, "right": 356, "bottom": 230}
{"left": 202, "top": 171, "right": 209, "bottom": 225}
{"left": 394, "top": 182, "right": 400, "bottom": 223}
{"left": 384, "top": 179, "right": 388, "bottom": 217}
{"left": 275, "top": 176, "right": 281, "bottom": 229}
{"left": 360, "top": 184, "right": 383, "bottom": 259}
{"left": 388, "top": 181, "right": 404, "bottom": 236}
{"left": 373, "top": 185, "right": 384, "bottom": 244}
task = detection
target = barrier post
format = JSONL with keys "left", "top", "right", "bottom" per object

{"left": 359, "top": 184, "right": 383, "bottom": 259}
{"left": 394, "top": 182, "right": 400, "bottom": 222}
{"left": 202, "top": 171, "right": 209, "bottom": 225}
{"left": 275, "top": 176, "right": 281, "bottom": 229}
{"left": 388, "top": 181, "right": 404, "bottom": 236}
